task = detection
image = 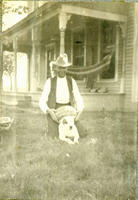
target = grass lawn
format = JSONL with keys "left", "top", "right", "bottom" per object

{"left": 0, "top": 104, "right": 137, "bottom": 200}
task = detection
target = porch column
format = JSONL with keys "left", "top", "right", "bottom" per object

{"left": 59, "top": 12, "right": 71, "bottom": 55}
{"left": 13, "top": 36, "right": 18, "bottom": 92}
{"left": 97, "top": 21, "right": 102, "bottom": 81}
{"left": 30, "top": 28, "right": 38, "bottom": 91}
{"left": 27, "top": 53, "right": 30, "bottom": 91}
{"left": 119, "top": 23, "right": 126, "bottom": 93}
{"left": 97, "top": 21, "right": 102, "bottom": 64}
{"left": 60, "top": 29, "right": 65, "bottom": 55}
{"left": 37, "top": 44, "right": 42, "bottom": 90}
{"left": 0, "top": 41, "right": 3, "bottom": 106}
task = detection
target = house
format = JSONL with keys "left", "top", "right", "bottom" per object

{"left": 1, "top": 2, "right": 138, "bottom": 112}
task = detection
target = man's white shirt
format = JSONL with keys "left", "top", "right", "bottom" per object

{"left": 39, "top": 76, "right": 84, "bottom": 113}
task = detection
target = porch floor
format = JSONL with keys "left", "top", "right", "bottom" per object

{"left": 2, "top": 91, "right": 125, "bottom": 112}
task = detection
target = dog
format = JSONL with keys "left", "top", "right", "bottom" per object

{"left": 58, "top": 116, "right": 79, "bottom": 144}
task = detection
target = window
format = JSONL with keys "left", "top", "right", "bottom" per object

{"left": 47, "top": 49, "right": 54, "bottom": 78}
{"left": 100, "top": 21, "right": 116, "bottom": 80}
{"left": 45, "top": 43, "right": 56, "bottom": 79}
{"left": 2, "top": 51, "right": 28, "bottom": 91}
{"left": 73, "top": 29, "right": 84, "bottom": 67}
{"left": 72, "top": 29, "right": 85, "bottom": 80}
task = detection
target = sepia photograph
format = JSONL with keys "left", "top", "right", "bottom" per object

{"left": 0, "top": 1, "right": 138, "bottom": 199}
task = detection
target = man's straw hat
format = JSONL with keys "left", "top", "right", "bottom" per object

{"left": 50, "top": 53, "right": 72, "bottom": 68}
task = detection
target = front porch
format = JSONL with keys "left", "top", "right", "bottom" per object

{"left": 2, "top": 90, "right": 126, "bottom": 112}
{"left": 2, "top": 2, "right": 136, "bottom": 112}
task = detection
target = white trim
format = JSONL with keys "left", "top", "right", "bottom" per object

{"left": 61, "top": 5, "right": 127, "bottom": 22}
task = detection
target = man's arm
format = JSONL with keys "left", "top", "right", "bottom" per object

{"left": 72, "top": 78, "right": 84, "bottom": 121}
{"left": 39, "top": 78, "right": 51, "bottom": 113}
{"left": 39, "top": 78, "right": 58, "bottom": 123}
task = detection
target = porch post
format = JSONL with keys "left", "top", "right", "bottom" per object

{"left": 97, "top": 21, "right": 102, "bottom": 81}
{"left": 59, "top": 12, "right": 71, "bottom": 55}
{"left": 31, "top": 27, "right": 42, "bottom": 91}
{"left": 27, "top": 53, "right": 30, "bottom": 91}
{"left": 36, "top": 43, "right": 41, "bottom": 89}
{"left": 13, "top": 36, "right": 18, "bottom": 92}
{"left": 31, "top": 28, "right": 37, "bottom": 91}
{"left": 97, "top": 21, "right": 102, "bottom": 64}
{"left": 119, "top": 23, "right": 126, "bottom": 93}
{"left": 0, "top": 41, "right": 3, "bottom": 106}
{"left": 60, "top": 29, "right": 65, "bottom": 55}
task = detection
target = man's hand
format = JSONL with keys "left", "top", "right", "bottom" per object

{"left": 47, "top": 108, "right": 59, "bottom": 123}
{"left": 75, "top": 111, "right": 82, "bottom": 122}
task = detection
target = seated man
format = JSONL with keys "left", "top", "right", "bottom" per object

{"left": 39, "top": 53, "right": 84, "bottom": 138}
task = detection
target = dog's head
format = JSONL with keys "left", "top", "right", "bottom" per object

{"left": 59, "top": 116, "right": 75, "bottom": 130}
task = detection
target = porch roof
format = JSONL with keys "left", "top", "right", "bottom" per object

{"left": 2, "top": 2, "right": 127, "bottom": 39}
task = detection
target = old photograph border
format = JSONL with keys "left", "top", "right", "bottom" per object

{"left": 0, "top": 0, "right": 138, "bottom": 200}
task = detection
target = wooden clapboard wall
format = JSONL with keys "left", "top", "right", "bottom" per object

{"left": 124, "top": 4, "right": 136, "bottom": 112}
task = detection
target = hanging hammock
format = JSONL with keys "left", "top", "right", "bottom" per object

{"left": 67, "top": 54, "right": 112, "bottom": 76}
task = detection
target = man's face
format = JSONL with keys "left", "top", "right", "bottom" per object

{"left": 53, "top": 66, "right": 67, "bottom": 78}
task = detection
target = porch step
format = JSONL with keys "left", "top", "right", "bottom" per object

{"left": 2, "top": 92, "right": 32, "bottom": 107}
{"left": 18, "top": 96, "right": 32, "bottom": 107}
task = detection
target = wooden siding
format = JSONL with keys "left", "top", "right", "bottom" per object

{"left": 123, "top": 4, "right": 136, "bottom": 112}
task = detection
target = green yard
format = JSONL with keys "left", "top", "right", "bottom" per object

{"left": 0, "top": 104, "right": 137, "bottom": 200}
